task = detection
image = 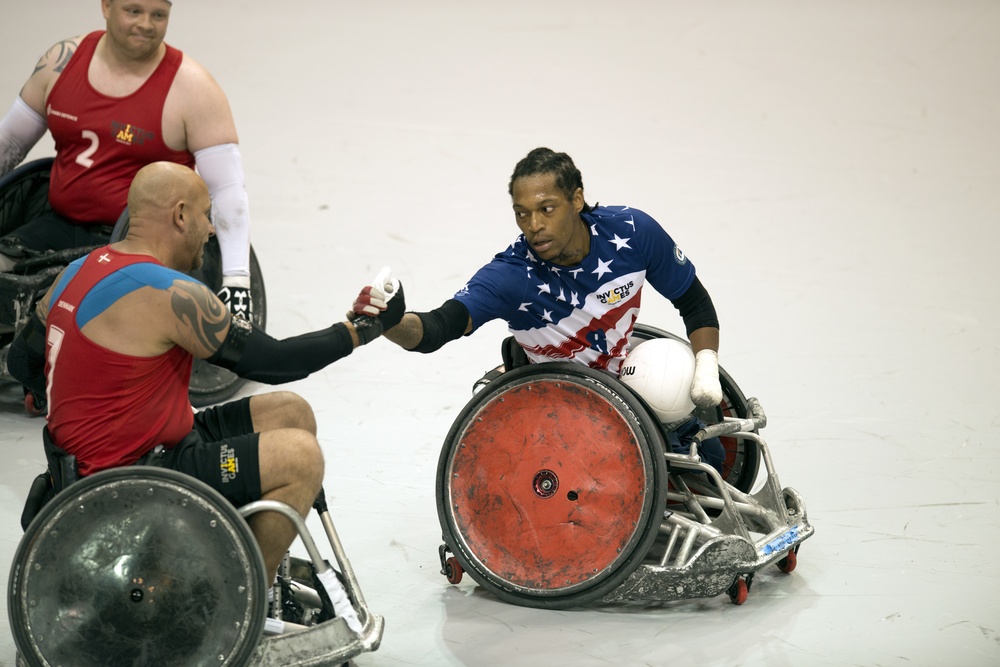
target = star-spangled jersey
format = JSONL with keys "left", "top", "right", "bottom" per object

{"left": 453, "top": 205, "right": 696, "bottom": 374}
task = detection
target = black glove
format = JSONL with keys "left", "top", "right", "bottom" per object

{"left": 349, "top": 267, "right": 404, "bottom": 345}
{"left": 218, "top": 277, "right": 253, "bottom": 321}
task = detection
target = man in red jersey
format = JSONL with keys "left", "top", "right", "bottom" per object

{"left": 7, "top": 162, "right": 403, "bottom": 619}
{"left": 0, "top": 0, "right": 255, "bottom": 319}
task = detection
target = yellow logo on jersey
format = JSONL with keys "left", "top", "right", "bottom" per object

{"left": 111, "top": 120, "right": 155, "bottom": 146}
{"left": 597, "top": 280, "right": 635, "bottom": 305}
{"left": 116, "top": 123, "right": 134, "bottom": 143}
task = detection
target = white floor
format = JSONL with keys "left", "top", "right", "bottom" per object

{"left": 2, "top": 1, "right": 998, "bottom": 665}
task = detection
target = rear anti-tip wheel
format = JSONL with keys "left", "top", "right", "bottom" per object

{"left": 777, "top": 549, "right": 798, "bottom": 574}
{"left": 444, "top": 557, "right": 464, "bottom": 585}
{"left": 727, "top": 577, "right": 749, "bottom": 605}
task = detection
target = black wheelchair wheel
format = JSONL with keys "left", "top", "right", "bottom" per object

{"left": 629, "top": 323, "right": 761, "bottom": 493}
{"left": 437, "top": 362, "right": 668, "bottom": 609}
{"left": 0, "top": 158, "right": 54, "bottom": 237}
{"left": 8, "top": 467, "right": 267, "bottom": 667}
{"left": 111, "top": 210, "right": 267, "bottom": 407}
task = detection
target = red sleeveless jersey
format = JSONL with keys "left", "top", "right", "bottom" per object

{"left": 46, "top": 31, "right": 196, "bottom": 225}
{"left": 45, "top": 247, "right": 194, "bottom": 476}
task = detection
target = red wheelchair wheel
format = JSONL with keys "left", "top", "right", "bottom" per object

{"left": 437, "top": 363, "right": 667, "bottom": 609}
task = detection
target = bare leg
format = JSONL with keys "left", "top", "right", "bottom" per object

{"left": 249, "top": 390, "right": 318, "bottom": 435}
{"left": 246, "top": 392, "right": 324, "bottom": 582}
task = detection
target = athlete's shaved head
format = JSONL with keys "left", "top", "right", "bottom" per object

{"left": 128, "top": 161, "right": 205, "bottom": 218}
{"left": 124, "top": 162, "right": 214, "bottom": 271}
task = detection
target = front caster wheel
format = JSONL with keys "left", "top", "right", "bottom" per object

{"left": 444, "top": 556, "right": 464, "bottom": 585}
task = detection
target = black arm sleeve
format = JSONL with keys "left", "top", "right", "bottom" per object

{"left": 411, "top": 299, "right": 470, "bottom": 354}
{"left": 670, "top": 276, "right": 720, "bottom": 335}
{"left": 207, "top": 319, "right": 356, "bottom": 385}
{"left": 7, "top": 313, "right": 47, "bottom": 397}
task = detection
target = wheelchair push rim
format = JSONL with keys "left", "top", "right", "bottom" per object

{"left": 437, "top": 363, "right": 668, "bottom": 609}
{"left": 8, "top": 466, "right": 268, "bottom": 667}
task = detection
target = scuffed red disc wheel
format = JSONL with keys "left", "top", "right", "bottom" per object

{"left": 437, "top": 363, "right": 667, "bottom": 609}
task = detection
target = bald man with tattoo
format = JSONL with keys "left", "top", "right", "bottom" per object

{"left": 6, "top": 162, "right": 404, "bottom": 592}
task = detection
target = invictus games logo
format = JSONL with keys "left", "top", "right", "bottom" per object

{"left": 219, "top": 444, "right": 239, "bottom": 484}
{"left": 597, "top": 280, "right": 635, "bottom": 305}
{"left": 111, "top": 120, "right": 155, "bottom": 146}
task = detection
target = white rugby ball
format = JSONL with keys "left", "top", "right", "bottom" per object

{"left": 619, "top": 338, "right": 696, "bottom": 422}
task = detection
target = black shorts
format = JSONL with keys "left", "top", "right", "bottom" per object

{"left": 158, "top": 397, "right": 263, "bottom": 508}
{"left": 1, "top": 213, "right": 113, "bottom": 254}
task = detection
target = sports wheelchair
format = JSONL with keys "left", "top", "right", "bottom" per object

{"left": 435, "top": 324, "right": 814, "bottom": 608}
{"left": 9, "top": 440, "right": 384, "bottom": 667}
{"left": 0, "top": 158, "right": 267, "bottom": 410}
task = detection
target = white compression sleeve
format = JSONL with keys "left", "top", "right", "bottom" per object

{"left": 194, "top": 143, "right": 251, "bottom": 277}
{"left": 0, "top": 97, "right": 47, "bottom": 177}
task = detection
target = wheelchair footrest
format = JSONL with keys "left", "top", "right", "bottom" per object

{"left": 251, "top": 612, "right": 385, "bottom": 667}
{"left": 603, "top": 534, "right": 757, "bottom": 603}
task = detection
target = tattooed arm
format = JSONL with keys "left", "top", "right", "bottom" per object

{"left": 0, "top": 37, "right": 81, "bottom": 177}
{"left": 167, "top": 280, "right": 231, "bottom": 359}
{"left": 167, "top": 279, "right": 370, "bottom": 384}
{"left": 19, "top": 37, "right": 81, "bottom": 114}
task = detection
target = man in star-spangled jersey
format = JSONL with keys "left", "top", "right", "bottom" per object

{"left": 453, "top": 203, "right": 694, "bottom": 375}
{"left": 357, "top": 148, "right": 725, "bottom": 468}
{"left": 370, "top": 145, "right": 721, "bottom": 393}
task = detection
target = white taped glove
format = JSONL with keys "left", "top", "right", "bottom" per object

{"left": 349, "top": 266, "right": 399, "bottom": 318}
{"left": 372, "top": 266, "right": 400, "bottom": 302}
{"left": 691, "top": 349, "right": 724, "bottom": 408}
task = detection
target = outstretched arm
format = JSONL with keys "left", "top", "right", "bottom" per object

{"left": 167, "top": 278, "right": 405, "bottom": 384}
{"left": 380, "top": 300, "right": 472, "bottom": 353}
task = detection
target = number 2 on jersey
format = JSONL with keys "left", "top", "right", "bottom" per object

{"left": 75, "top": 130, "right": 99, "bottom": 168}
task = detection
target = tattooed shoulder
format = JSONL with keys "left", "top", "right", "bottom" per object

{"left": 33, "top": 38, "right": 78, "bottom": 76}
{"left": 169, "top": 280, "right": 228, "bottom": 353}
